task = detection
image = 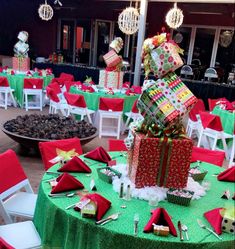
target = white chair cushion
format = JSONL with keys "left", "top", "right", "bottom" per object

{"left": 0, "top": 221, "right": 41, "bottom": 249}
{"left": 4, "top": 192, "right": 37, "bottom": 218}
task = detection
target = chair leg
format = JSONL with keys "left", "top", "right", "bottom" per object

{"left": 4, "top": 91, "right": 8, "bottom": 110}
{"left": 9, "top": 90, "right": 17, "bottom": 107}
{"left": 221, "top": 135, "right": 229, "bottom": 160}
{"left": 25, "top": 93, "right": 28, "bottom": 111}
{"left": 40, "top": 93, "right": 43, "bottom": 111}
{"left": 99, "top": 114, "right": 102, "bottom": 139}
{"left": 229, "top": 138, "right": 235, "bottom": 167}
{"left": 87, "top": 113, "right": 92, "bottom": 124}
{"left": 197, "top": 130, "right": 204, "bottom": 147}
{"left": 117, "top": 116, "right": 121, "bottom": 139}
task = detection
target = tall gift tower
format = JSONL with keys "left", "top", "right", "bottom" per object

{"left": 99, "top": 37, "right": 124, "bottom": 89}
{"left": 127, "top": 29, "right": 197, "bottom": 189}
{"left": 12, "top": 31, "right": 30, "bottom": 72}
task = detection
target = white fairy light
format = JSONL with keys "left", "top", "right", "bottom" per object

{"left": 165, "top": 3, "right": 184, "bottom": 29}
{"left": 38, "top": 0, "right": 54, "bottom": 21}
{"left": 118, "top": 7, "right": 140, "bottom": 35}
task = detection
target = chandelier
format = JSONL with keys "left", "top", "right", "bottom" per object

{"left": 38, "top": 0, "right": 54, "bottom": 21}
{"left": 118, "top": 7, "right": 140, "bottom": 35}
{"left": 165, "top": 3, "right": 184, "bottom": 29}
{"left": 219, "top": 30, "right": 234, "bottom": 48}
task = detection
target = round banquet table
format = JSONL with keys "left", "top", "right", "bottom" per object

{"left": 69, "top": 86, "right": 139, "bottom": 113}
{"left": 212, "top": 106, "right": 235, "bottom": 148}
{"left": 212, "top": 106, "right": 235, "bottom": 136}
{"left": 33, "top": 152, "right": 234, "bottom": 249}
{"left": 0, "top": 72, "right": 54, "bottom": 107}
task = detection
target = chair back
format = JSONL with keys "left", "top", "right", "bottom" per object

{"left": 204, "top": 68, "right": 218, "bottom": 79}
{"left": 99, "top": 97, "right": 124, "bottom": 112}
{"left": 108, "top": 139, "right": 127, "bottom": 151}
{"left": 64, "top": 92, "right": 87, "bottom": 108}
{"left": 180, "top": 65, "right": 194, "bottom": 78}
{"left": 23, "top": 78, "right": 43, "bottom": 89}
{"left": 59, "top": 72, "right": 74, "bottom": 81}
{"left": 46, "top": 86, "right": 60, "bottom": 103}
{"left": 191, "top": 146, "right": 225, "bottom": 167}
{"left": 189, "top": 99, "right": 205, "bottom": 121}
{"left": 199, "top": 112, "right": 223, "bottom": 131}
{"left": 39, "top": 138, "right": 83, "bottom": 170}
{"left": 131, "top": 100, "right": 139, "bottom": 113}
{"left": 208, "top": 98, "right": 227, "bottom": 112}
{"left": 64, "top": 81, "right": 82, "bottom": 92}
{"left": 48, "top": 81, "right": 62, "bottom": 95}
{"left": 0, "top": 150, "right": 27, "bottom": 194}
{"left": 0, "top": 77, "right": 9, "bottom": 87}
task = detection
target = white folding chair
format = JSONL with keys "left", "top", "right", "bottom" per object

{"left": 123, "top": 100, "right": 143, "bottom": 134}
{"left": 197, "top": 112, "right": 231, "bottom": 160}
{"left": 180, "top": 65, "right": 194, "bottom": 79}
{"left": 98, "top": 97, "right": 124, "bottom": 139}
{"left": 23, "top": 78, "right": 43, "bottom": 111}
{"left": 46, "top": 84, "right": 69, "bottom": 116}
{"left": 0, "top": 76, "right": 16, "bottom": 109}
{"left": 0, "top": 221, "right": 41, "bottom": 249}
{"left": 204, "top": 68, "right": 218, "bottom": 82}
{"left": 0, "top": 150, "right": 37, "bottom": 224}
{"left": 64, "top": 92, "right": 95, "bottom": 124}
{"left": 186, "top": 99, "right": 205, "bottom": 138}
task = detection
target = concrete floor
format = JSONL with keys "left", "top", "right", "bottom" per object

{"left": 0, "top": 106, "right": 122, "bottom": 193}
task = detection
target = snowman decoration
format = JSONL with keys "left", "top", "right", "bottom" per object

{"left": 14, "top": 31, "right": 29, "bottom": 57}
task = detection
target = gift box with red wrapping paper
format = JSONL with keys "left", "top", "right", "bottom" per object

{"left": 103, "top": 49, "right": 122, "bottom": 67}
{"left": 12, "top": 57, "right": 30, "bottom": 71}
{"left": 128, "top": 131, "right": 193, "bottom": 189}
{"left": 99, "top": 69, "right": 123, "bottom": 89}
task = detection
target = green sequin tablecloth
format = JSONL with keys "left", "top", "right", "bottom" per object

{"left": 70, "top": 86, "right": 139, "bottom": 113}
{"left": 0, "top": 73, "right": 53, "bottom": 107}
{"left": 34, "top": 152, "right": 234, "bottom": 249}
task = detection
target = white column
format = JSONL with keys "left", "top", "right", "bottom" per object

{"left": 133, "top": 0, "right": 148, "bottom": 86}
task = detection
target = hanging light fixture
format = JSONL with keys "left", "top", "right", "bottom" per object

{"left": 165, "top": 3, "right": 184, "bottom": 29}
{"left": 38, "top": 0, "right": 54, "bottom": 21}
{"left": 118, "top": 6, "right": 140, "bottom": 35}
{"left": 219, "top": 30, "right": 234, "bottom": 48}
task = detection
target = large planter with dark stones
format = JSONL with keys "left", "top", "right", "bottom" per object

{"left": 2, "top": 114, "right": 98, "bottom": 154}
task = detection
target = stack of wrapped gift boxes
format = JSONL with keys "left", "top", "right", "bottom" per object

{"left": 99, "top": 37, "right": 124, "bottom": 89}
{"left": 12, "top": 31, "right": 30, "bottom": 71}
{"left": 127, "top": 31, "right": 198, "bottom": 189}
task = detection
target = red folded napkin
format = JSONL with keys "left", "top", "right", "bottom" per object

{"left": 204, "top": 208, "right": 224, "bottom": 235}
{"left": 143, "top": 208, "right": 177, "bottom": 236}
{"left": 199, "top": 112, "right": 223, "bottom": 131}
{"left": 0, "top": 238, "right": 15, "bottom": 249}
{"left": 84, "top": 146, "right": 111, "bottom": 163}
{"left": 51, "top": 173, "right": 84, "bottom": 194}
{"left": 58, "top": 157, "right": 91, "bottom": 173}
{"left": 83, "top": 193, "right": 111, "bottom": 221}
{"left": 217, "top": 167, "right": 235, "bottom": 182}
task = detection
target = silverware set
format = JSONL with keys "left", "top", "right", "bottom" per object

{"left": 178, "top": 221, "right": 189, "bottom": 241}
{"left": 197, "top": 219, "right": 222, "bottom": 240}
{"left": 95, "top": 213, "right": 121, "bottom": 226}
{"left": 48, "top": 192, "right": 76, "bottom": 198}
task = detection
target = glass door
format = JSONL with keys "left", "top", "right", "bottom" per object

{"left": 60, "top": 20, "right": 75, "bottom": 63}
{"left": 93, "top": 20, "right": 114, "bottom": 67}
